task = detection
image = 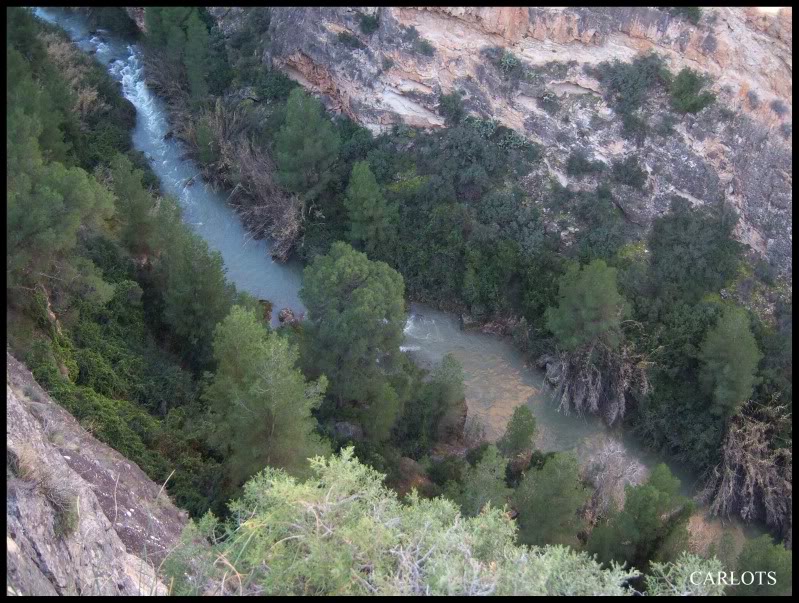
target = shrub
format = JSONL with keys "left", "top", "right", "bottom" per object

{"left": 416, "top": 38, "right": 435, "bottom": 56}
{"left": 667, "top": 7, "right": 702, "bottom": 25}
{"left": 499, "top": 50, "right": 524, "bottom": 79}
{"left": 654, "top": 114, "right": 677, "bottom": 137}
{"left": 538, "top": 90, "right": 561, "bottom": 115}
{"left": 611, "top": 156, "right": 647, "bottom": 189}
{"left": 594, "top": 53, "right": 670, "bottom": 117}
{"left": 358, "top": 12, "right": 379, "bottom": 35}
{"left": 439, "top": 90, "right": 465, "bottom": 125}
{"left": 770, "top": 99, "right": 788, "bottom": 117}
{"left": 337, "top": 31, "right": 366, "bottom": 50}
{"left": 382, "top": 56, "right": 394, "bottom": 71}
{"left": 13, "top": 446, "right": 79, "bottom": 539}
{"left": 566, "top": 150, "right": 606, "bottom": 177}
{"left": 669, "top": 68, "right": 715, "bottom": 113}
{"left": 621, "top": 112, "right": 649, "bottom": 146}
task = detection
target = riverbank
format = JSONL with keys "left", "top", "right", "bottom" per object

{"left": 35, "top": 7, "right": 777, "bottom": 549}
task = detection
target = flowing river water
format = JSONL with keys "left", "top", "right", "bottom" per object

{"left": 33, "top": 10, "right": 767, "bottom": 544}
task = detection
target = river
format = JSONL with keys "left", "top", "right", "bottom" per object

{"left": 33, "top": 8, "right": 745, "bottom": 514}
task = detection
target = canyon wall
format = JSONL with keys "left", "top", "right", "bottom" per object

{"left": 204, "top": 7, "right": 793, "bottom": 275}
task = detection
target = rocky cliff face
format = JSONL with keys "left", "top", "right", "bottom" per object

{"left": 6, "top": 353, "right": 188, "bottom": 596}
{"left": 206, "top": 6, "right": 792, "bottom": 277}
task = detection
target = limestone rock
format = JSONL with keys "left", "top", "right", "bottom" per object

{"left": 6, "top": 353, "right": 189, "bottom": 596}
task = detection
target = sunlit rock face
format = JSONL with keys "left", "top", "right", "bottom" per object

{"left": 180, "top": 7, "right": 793, "bottom": 275}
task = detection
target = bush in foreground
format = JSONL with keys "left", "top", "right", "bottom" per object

{"left": 164, "top": 448, "right": 725, "bottom": 596}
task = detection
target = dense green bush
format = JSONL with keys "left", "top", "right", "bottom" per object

{"left": 669, "top": 68, "right": 715, "bottom": 114}
{"left": 337, "top": 31, "right": 365, "bottom": 50}
{"left": 566, "top": 150, "right": 606, "bottom": 177}
{"left": 438, "top": 90, "right": 465, "bottom": 125}
{"left": 358, "top": 12, "right": 379, "bottom": 35}
{"left": 611, "top": 156, "right": 648, "bottom": 189}
{"left": 667, "top": 7, "right": 702, "bottom": 25}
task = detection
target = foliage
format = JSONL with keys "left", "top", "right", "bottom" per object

{"left": 645, "top": 553, "right": 726, "bottom": 596}
{"left": 698, "top": 306, "right": 762, "bottom": 418}
{"left": 394, "top": 353, "right": 466, "bottom": 457}
{"left": 546, "top": 260, "right": 629, "bottom": 351}
{"left": 588, "top": 464, "right": 693, "bottom": 571}
{"left": 416, "top": 39, "right": 435, "bottom": 56}
{"left": 203, "top": 307, "right": 330, "bottom": 487}
{"left": 438, "top": 90, "right": 465, "bottom": 125}
{"left": 566, "top": 150, "right": 606, "bottom": 177}
{"left": 666, "top": 7, "right": 702, "bottom": 25}
{"left": 158, "top": 221, "right": 236, "bottom": 371}
{"left": 344, "top": 161, "right": 397, "bottom": 257}
{"left": 358, "top": 12, "right": 379, "bottom": 35}
{"left": 337, "top": 31, "right": 365, "bottom": 50}
{"left": 275, "top": 88, "right": 341, "bottom": 203}
{"left": 611, "top": 156, "right": 647, "bottom": 189}
{"left": 513, "top": 452, "right": 590, "bottom": 547}
{"left": 669, "top": 68, "right": 715, "bottom": 114}
{"left": 300, "top": 242, "right": 405, "bottom": 404}
{"left": 649, "top": 196, "right": 742, "bottom": 301}
{"left": 732, "top": 534, "right": 792, "bottom": 596}
{"left": 456, "top": 445, "right": 512, "bottom": 517}
{"left": 497, "top": 405, "right": 537, "bottom": 458}
{"left": 594, "top": 52, "right": 670, "bottom": 117}
{"left": 165, "top": 448, "right": 649, "bottom": 596}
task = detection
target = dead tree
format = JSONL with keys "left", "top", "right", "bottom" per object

{"left": 700, "top": 410, "right": 792, "bottom": 546}
{"left": 542, "top": 338, "right": 651, "bottom": 426}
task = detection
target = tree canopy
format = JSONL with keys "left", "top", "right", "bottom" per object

{"left": 300, "top": 241, "right": 405, "bottom": 403}
{"left": 204, "top": 306, "right": 330, "bottom": 485}
{"left": 545, "top": 259, "right": 629, "bottom": 351}
{"left": 699, "top": 306, "right": 762, "bottom": 418}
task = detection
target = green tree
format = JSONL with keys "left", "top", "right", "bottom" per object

{"left": 512, "top": 452, "right": 590, "bottom": 547}
{"left": 160, "top": 227, "right": 236, "bottom": 370}
{"left": 7, "top": 130, "right": 114, "bottom": 290}
{"left": 545, "top": 260, "right": 629, "bottom": 351}
{"left": 699, "top": 306, "right": 762, "bottom": 418}
{"left": 587, "top": 464, "right": 693, "bottom": 570}
{"left": 275, "top": 88, "right": 341, "bottom": 203}
{"left": 183, "top": 10, "right": 210, "bottom": 102}
{"left": 108, "top": 154, "right": 156, "bottom": 254}
{"left": 649, "top": 196, "right": 742, "bottom": 300}
{"left": 669, "top": 68, "right": 715, "bottom": 114}
{"left": 733, "top": 534, "right": 792, "bottom": 596}
{"left": 204, "top": 306, "right": 330, "bottom": 485}
{"left": 498, "top": 405, "right": 537, "bottom": 458}
{"left": 300, "top": 242, "right": 405, "bottom": 403}
{"left": 457, "top": 445, "right": 512, "bottom": 517}
{"left": 345, "top": 160, "right": 397, "bottom": 256}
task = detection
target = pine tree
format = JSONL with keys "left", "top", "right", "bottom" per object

{"left": 345, "top": 160, "right": 396, "bottom": 256}
{"left": 545, "top": 259, "right": 629, "bottom": 351}
{"left": 513, "top": 452, "right": 590, "bottom": 547}
{"left": 699, "top": 306, "right": 762, "bottom": 418}
{"left": 204, "top": 306, "right": 330, "bottom": 485}
{"left": 498, "top": 405, "right": 537, "bottom": 458}
{"left": 299, "top": 242, "right": 405, "bottom": 403}
{"left": 183, "top": 10, "right": 210, "bottom": 103}
{"left": 457, "top": 445, "right": 511, "bottom": 517}
{"left": 275, "top": 88, "right": 340, "bottom": 203}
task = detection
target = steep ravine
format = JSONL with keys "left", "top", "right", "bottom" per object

{"left": 203, "top": 6, "right": 792, "bottom": 277}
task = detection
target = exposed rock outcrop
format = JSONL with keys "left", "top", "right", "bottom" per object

{"left": 6, "top": 353, "right": 188, "bottom": 596}
{"left": 202, "top": 6, "right": 791, "bottom": 277}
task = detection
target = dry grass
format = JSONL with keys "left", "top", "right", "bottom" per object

{"left": 11, "top": 444, "right": 79, "bottom": 539}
